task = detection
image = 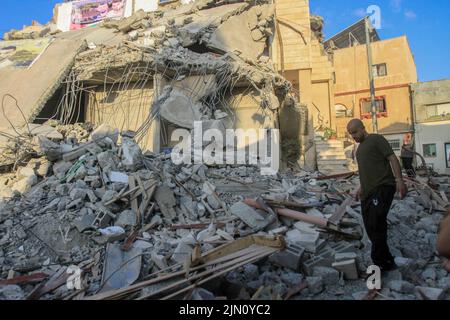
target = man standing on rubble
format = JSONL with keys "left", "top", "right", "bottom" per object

{"left": 347, "top": 119, "right": 407, "bottom": 271}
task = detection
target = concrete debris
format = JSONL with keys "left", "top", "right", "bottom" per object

{"left": 230, "top": 202, "right": 275, "bottom": 232}
{"left": 90, "top": 124, "right": 119, "bottom": 148}
{"left": 415, "top": 286, "right": 445, "bottom": 300}
{"left": 306, "top": 276, "right": 323, "bottom": 295}
{"left": 312, "top": 267, "right": 340, "bottom": 286}
{"left": 331, "top": 259, "right": 358, "bottom": 280}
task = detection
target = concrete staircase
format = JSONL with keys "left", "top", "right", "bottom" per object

{"left": 315, "top": 138, "right": 352, "bottom": 174}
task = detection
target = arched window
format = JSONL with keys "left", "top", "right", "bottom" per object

{"left": 335, "top": 104, "right": 350, "bottom": 118}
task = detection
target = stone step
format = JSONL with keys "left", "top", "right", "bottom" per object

{"left": 315, "top": 140, "right": 344, "bottom": 146}
{"left": 317, "top": 155, "right": 347, "bottom": 160}
{"left": 317, "top": 150, "right": 347, "bottom": 157}
{"left": 318, "top": 159, "right": 349, "bottom": 165}
{"left": 316, "top": 146, "right": 344, "bottom": 151}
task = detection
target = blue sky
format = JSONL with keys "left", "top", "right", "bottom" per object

{"left": 0, "top": 0, "right": 449, "bottom": 82}
{"left": 311, "top": 0, "right": 450, "bottom": 82}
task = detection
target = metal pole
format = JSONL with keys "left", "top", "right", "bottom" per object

{"left": 365, "top": 17, "right": 378, "bottom": 133}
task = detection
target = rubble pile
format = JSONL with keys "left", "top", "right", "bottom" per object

{"left": 3, "top": 21, "right": 58, "bottom": 41}
{"left": 0, "top": 122, "right": 449, "bottom": 300}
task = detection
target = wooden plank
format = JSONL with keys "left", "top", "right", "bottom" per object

{"left": 159, "top": 249, "right": 277, "bottom": 300}
{"left": 128, "top": 175, "right": 140, "bottom": 226}
{"left": 145, "top": 248, "right": 273, "bottom": 300}
{"left": 0, "top": 272, "right": 48, "bottom": 285}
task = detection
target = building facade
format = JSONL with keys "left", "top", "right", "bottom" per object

{"left": 411, "top": 79, "right": 450, "bottom": 174}
{"left": 332, "top": 36, "right": 418, "bottom": 155}
{"left": 273, "top": 0, "right": 335, "bottom": 130}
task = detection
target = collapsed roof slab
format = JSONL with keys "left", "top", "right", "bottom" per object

{"left": 176, "top": 3, "right": 249, "bottom": 46}
{"left": 0, "top": 38, "right": 86, "bottom": 131}
{"left": 206, "top": 4, "right": 275, "bottom": 60}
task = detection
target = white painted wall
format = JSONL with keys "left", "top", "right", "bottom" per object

{"left": 382, "top": 133, "right": 406, "bottom": 158}
{"left": 56, "top": 2, "right": 73, "bottom": 32}
{"left": 414, "top": 120, "right": 450, "bottom": 174}
{"left": 124, "top": 0, "right": 159, "bottom": 17}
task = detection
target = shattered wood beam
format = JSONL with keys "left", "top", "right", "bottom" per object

{"left": 159, "top": 249, "right": 277, "bottom": 301}
{"left": 0, "top": 272, "right": 48, "bottom": 285}
{"left": 169, "top": 222, "right": 226, "bottom": 230}
{"left": 85, "top": 235, "right": 283, "bottom": 300}
{"left": 141, "top": 247, "right": 277, "bottom": 300}
{"left": 192, "top": 235, "right": 285, "bottom": 266}
{"left": 128, "top": 175, "right": 140, "bottom": 226}
{"left": 243, "top": 198, "right": 328, "bottom": 228}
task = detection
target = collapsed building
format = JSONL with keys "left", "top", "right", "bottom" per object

{"left": 0, "top": 0, "right": 449, "bottom": 301}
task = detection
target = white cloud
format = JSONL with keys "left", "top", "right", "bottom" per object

{"left": 390, "top": 0, "right": 402, "bottom": 12}
{"left": 404, "top": 10, "right": 417, "bottom": 19}
{"left": 353, "top": 8, "right": 367, "bottom": 18}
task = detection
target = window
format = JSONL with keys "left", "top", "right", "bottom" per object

{"left": 387, "top": 139, "right": 401, "bottom": 151}
{"left": 423, "top": 144, "right": 437, "bottom": 158}
{"left": 425, "top": 102, "right": 450, "bottom": 121}
{"left": 372, "top": 63, "right": 387, "bottom": 77}
{"left": 360, "top": 97, "right": 387, "bottom": 119}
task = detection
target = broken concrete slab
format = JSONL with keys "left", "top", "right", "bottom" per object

{"left": 171, "top": 242, "right": 193, "bottom": 264}
{"left": 312, "top": 267, "right": 340, "bottom": 286}
{"left": 100, "top": 243, "right": 142, "bottom": 293}
{"left": 90, "top": 124, "right": 119, "bottom": 147}
{"left": 74, "top": 213, "right": 97, "bottom": 233}
{"left": 115, "top": 210, "right": 137, "bottom": 229}
{"left": 388, "top": 280, "right": 415, "bottom": 294}
{"left": 110, "top": 171, "right": 129, "bottom": 184}
{"left": 206, "top": 4, "right": 274, "bottom": 60}
{"left": 154, "top": 186, "right": 177, "bottom": 220}
{"left": 158, "top": 88, "right": 203, "bottom": 129}
{"left": 11, "top": 174, "right": 37, "bottom": 194}
{"left": 0, "top": 285, "right": 25, "bottom": 300}
{"left": 230, "top": 201, "right": 274, "bottom": 232}
{"left": 97, "top": 151, "right": 119, "bottom": 171}
{"left": 306, "top": 276, "right": 323, "bottom": 295}
{"left": 121, "top": 137, "right": 143, "bottom": 171}
{"left": 415, "top": 286, "right": 445, "bottom": 300}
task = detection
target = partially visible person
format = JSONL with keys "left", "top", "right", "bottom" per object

{"left": 400, "top": 133, "right": 416, "bottom": 178}
{"left": 437, "top": 207, "right": 450, "bottom": 272}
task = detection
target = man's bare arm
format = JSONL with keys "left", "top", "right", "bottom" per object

{"left": 437, "top": 213, "right": 450, "bottom": 258}
{"left": 388, "top": 154, "right": 407, "bottom": 199}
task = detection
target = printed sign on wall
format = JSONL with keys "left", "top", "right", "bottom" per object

{"left": 70, "top": 0, "right": 126, "bottom": 30}
{"left": 0, "top": 38, "right": 53, "bottom": 70}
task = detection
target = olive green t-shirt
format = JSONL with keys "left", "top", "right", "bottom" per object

{"left": 355, "top": 134, "right": 396, "bottom": 201}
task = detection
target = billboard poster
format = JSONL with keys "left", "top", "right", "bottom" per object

{"left": 70, "top": 0, "right": 126, "bottom": 30}
{"left": 0, "top": 38, "right": 53, "bottom": 70}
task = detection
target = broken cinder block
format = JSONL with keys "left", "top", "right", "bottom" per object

{"left": 332, "top": 259, "right": 359, "bottom": 280}
{"left": 269, "top": 243, "right": 305, "bottom": 271}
